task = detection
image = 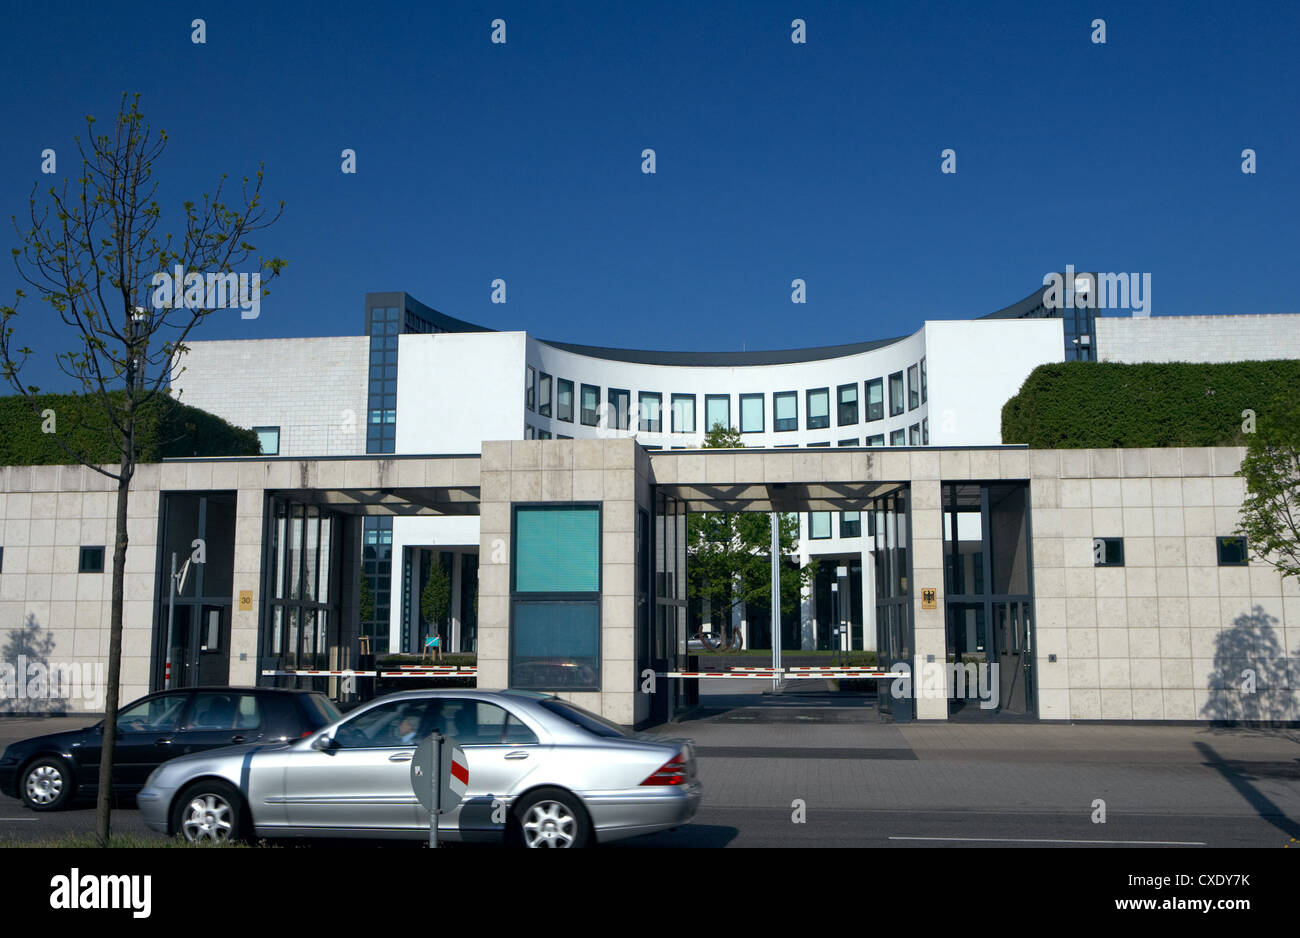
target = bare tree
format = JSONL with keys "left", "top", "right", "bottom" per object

{"left": 0, "top": 93, "right": 285, "bottom": 844}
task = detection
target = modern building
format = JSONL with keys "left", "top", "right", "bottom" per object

{"left": 2, "top": 281, "right": 1297, "bottom": 724}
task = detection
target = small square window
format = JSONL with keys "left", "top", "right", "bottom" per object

{"left": 838, "top": 438, "right": 859, "bottom": 447}
{"left": 773, "top": 391, "right": 797, "bottom": 432}
{"left": 557, "top": 379, "right": 574, "bottom": 422}
{"left": 840, "top": 511, "right": 861, "bottom": 539}
{"left": 809, "top": 512, "right": 831, "bottom": 539}
{"left": 79, "top": 546, "right": 105, "bottom": 573}
{"left": 580, "top": 385, "right": 600, "bottom": 426}
{"left": 638, "top": 392, "right": 662, "bottom": 433}
{"left": 538, "top": 373, "right": 552, "bottom": 417}
{"left": 837, "top": 384, "right": 858, "bottom": 426}
{"left": 705, "top": 395, "right": 730, "bottom": 433}
{"left": 889, "top": 372, "right": 905, "bottom": 416}
{"left": 1216, "top": 536, "right": 1248, "bottom": 566}
{"left": 889, "top": 429, "right": 906, "bottom": 446}
{"left": 253, "top": 427, "right": 280, "bottom": 456}
{"left": 1093, "top": 537, "right": 1124, "bottom": 567}
{"left": 908, "top": 364, "right": 920, "bottom": 410}
{"left": 806, "top": 388, "right": 830, "bottom": 430}
{"left": 865, "top": 378, "right": 884, "bottom": 422}
{"left": 671, "top": 394, "right": 696, "bottom": 434}
{"left": 739, "top": 394, "right": 764, "bottom": 433}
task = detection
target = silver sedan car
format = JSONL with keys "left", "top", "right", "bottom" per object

{"left": 137, "top": 689, "right": 701, "bottom": 847}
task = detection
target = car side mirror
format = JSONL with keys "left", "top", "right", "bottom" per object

{"left": 311, "top": 735, "right": 335, "bottom": 751}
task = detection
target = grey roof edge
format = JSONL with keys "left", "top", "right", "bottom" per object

{"left": 533, "top": 335, "right": 911, "bottom": 366}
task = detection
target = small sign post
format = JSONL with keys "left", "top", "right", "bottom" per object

{"left": 411, "top": 732, "right": 469, "bottom": 849}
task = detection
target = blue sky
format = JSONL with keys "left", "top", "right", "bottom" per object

{"left": 1, "top": 1, "right": 1296, "bottom": 391}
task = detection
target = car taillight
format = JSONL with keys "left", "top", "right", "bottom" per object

{"left": 300, "top": 730, "right": 313, "bottom": 738}
{"left": 640, "top": 751, "right": 688, "bottom": 786}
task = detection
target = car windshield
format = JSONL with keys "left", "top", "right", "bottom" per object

{"left": 538, "top": 698, "right": 630, "bottom": 739}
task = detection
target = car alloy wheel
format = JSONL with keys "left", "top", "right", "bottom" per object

{"left": 21, "top": 758, "right": 72, "bottom": 811}
{"left": 177, "top": 790, "right": 237, "bottom": 843}
{"left": 521, "top": 800, "right": 578, "bottom": 848}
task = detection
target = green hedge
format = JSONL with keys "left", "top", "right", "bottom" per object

{"left": 1001, "top": 361, "right": 1300, "bottom": 449}
{"left": 0, "top": 391, "right": 261, "bottom": 465}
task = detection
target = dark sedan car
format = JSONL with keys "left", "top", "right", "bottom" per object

{"left": 0, "top": 687, "right": 341, "bottom": 811}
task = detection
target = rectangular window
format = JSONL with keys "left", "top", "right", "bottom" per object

{"left": 671, "top": 394, "right": 696, "bottom": 434}
{"left": 705, "top": 395, "right": 730, "bottom": 433}
{"left": 774, "top": 391, "right": 797, "bottom": 432}
{"left": 607, "top": 388, "right": 631, "bottom": 430}
{"left": 837, "top": 383, "right": 858, "bottom": 425}
{"left": 580, "top": 384, "right": 600, "bottom": 426}
{"left": 511, "top": 601, "right": 600, "bottom": 691}
{"left": 253, "top": 426, "right": 280, "bottom": 456}
{"left": 890, "top": 429, "right": 906, "bottom": 446}
{"left": 908, "top": 364, "right": 920, "bottom": 410}
{"left": 838, "top": 438, "right": 859, "bottom": 446}
{"left": 513, "top": 507, "right": 601, "bottom": 592}
{"left": 909, "top": 423, "right": 921, "bottom": 445}
{"left": 920, "top": 357, "right": 927, "bottom": 403}
{"left": 806, "top": 388, "right": 830, "bottom": 430}
{"left": 538, "top": 429, "right": 552, "bottom": 440}
{"left": 922, "top": 418, "right": 929, "bottom": 445}
{"left": 889, "top": 371, "right": 905, "bottom": 416}
{"left": 557, "top": 379, "right": 574, "bottom": 422}
{"left": 79, "top": 546, "right": 105, "bottom": 573}
{"left": 639, "top": 391, "right": 662, "bottom": 433}
{"left": 525, "top": 366, "right": 536, "bottom": 412}
{"left": 740, "top": 393, "right": 764, "bottom": 433}
{"left": 807, "top": 441, "right": 829, "bottom": 447}
{"left": 538, "top": 373, "right": 552, "bottom": 417}
{"left": 1093, "top": 537, "right": 1125, "bottom": 567}
{"left": 809, "top": 512, "right": 831, "bottom": 539}
{"left": 840, "top": 511, "right": 862, "bottom": 538}
{"left": 865, "top": 434, "right": 885, "bottom": 446}
{"left": 865, "top": 378, "right": 884, "bottom": 422}
{"left": 1216, "top": 536, "right": 1248, "bottom": 566}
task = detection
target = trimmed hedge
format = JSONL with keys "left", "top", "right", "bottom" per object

{"left": 1001, "top": 361, "right": 1300, "bottom": 449}
{"left": 0, "top": 391, "right": 261, "bottom": 465}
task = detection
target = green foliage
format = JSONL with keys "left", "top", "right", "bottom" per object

{"left": 1001, "top": 360, "right": 1300, "bottom": 448}
{"left": 1236, "top": 397, "right": 1300, "bottom": 582}
{"left": 359, "top": 574, "right": 375, "bottom": 629}
{"left": 0, "top": 391, "right": 260, "bottom": 465}
{"left": 688, "top": 420, "right": 815, "bottom": 621}
{"left": 420, "top": 560, "right": 452, "bottom": 634}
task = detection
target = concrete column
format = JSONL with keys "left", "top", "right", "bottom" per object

{"left": 910, "top": 480, "right": 947, "bottom": 720}
{"left": 229, "top": 484, "right": 265, "bottom": 686}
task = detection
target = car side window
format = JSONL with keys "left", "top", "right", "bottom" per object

{"left": 118, "top": 695, "right": 187, "bottom": 734}
{"left": 437, "top": 700, "right": 537, "bottom": 745}
{"left": 186, "top": 692, "right": 259, "bottom": 731}
{"left": 332, "top": 700, "right": 436, "bottom": 750}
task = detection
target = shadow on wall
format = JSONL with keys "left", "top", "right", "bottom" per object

{"left": 1200, "top": 604, "right": 1298, "bottom": 726}
{"left": 0, "top": 614, "right": 70, "bottom": 715}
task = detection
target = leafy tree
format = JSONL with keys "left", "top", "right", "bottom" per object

{"left": 359, "top": 573, "right": 375, "bottom": 632}
{"left": 420, "top": 559, "right": 452, "bottom": 643}
{"left": 0, "top": 94, "right": 284, "bottom": 844}
{"left": 687, "top": 422, "right": 815, "bottom": 646}
{"left": 1237, "top": 398, "right": 1300, "bottom": 581}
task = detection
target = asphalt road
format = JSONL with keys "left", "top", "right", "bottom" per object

{"left": 2, "top": 687, "right": 1297, "bottom": 848}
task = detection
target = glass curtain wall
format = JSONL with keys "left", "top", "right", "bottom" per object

{"left": 265, "top": 499, "right": 339, "bottom": 682}
{"left": 873, "top": 488, "right": 912, "bottom": 717}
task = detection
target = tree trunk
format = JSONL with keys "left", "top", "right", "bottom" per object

{"left": 95, "top": 452, "right": 133, "bottom": 845}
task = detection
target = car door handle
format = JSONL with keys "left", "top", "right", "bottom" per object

{"left": 230, "top": 736, "right": 248, "bottom": 744}
{"left": 389, "top": 753, "right": 413, "bottom": 762}
{"left": 505, "top": 751, "right": 530, "bottom": 760}
{"left": 155, "top": 739, "right": 173, "bottom": 747}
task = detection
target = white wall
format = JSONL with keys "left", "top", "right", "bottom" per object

{"left": 1097, "top": 313, "right": 1300, "bottom": 364}
{"left": 171, "top": 336, "right": 369, "bottom": 457}
{"left": 923, "top": 320, "right": 1064, "bottom": 446}
{"left": 395, "top": 332, "right": 527, "bottom": 454}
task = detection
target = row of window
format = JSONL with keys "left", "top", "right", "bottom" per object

{"left": 0, "top": 546, "right": 104, "bottom": 574}
{"left": 808, "top": 511, "right": 870, "bottom": 540}
{"left": 523, "top": 360, "right": 927, "bottom": 434}
{"left": 523, "top": 421, "right": 932, "bottom": 447}
{"left": 1094, "top": 536, "right": 1251, "bottom": 567}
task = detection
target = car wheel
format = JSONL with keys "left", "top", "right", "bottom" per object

{"left": 172, "top": 781, "right": 244, "bottom": 844}
{"left": 21, "top": 756, "right": 73, "bottom": 811}
{"left": 513, "top": 788, "right": 591, "bottom": 849}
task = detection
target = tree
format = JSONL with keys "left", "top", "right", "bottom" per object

{"left": 686, "top": 422, "right": 816, "bottom": 646}
{"left": 0, "top": 94, "right": 285, "bottom": 844}
{"left": 1237, "top": 398, "right": 1300, "bottom": 582}
{"left": 420, "top": 559, "right": 452, "bottom": 643}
